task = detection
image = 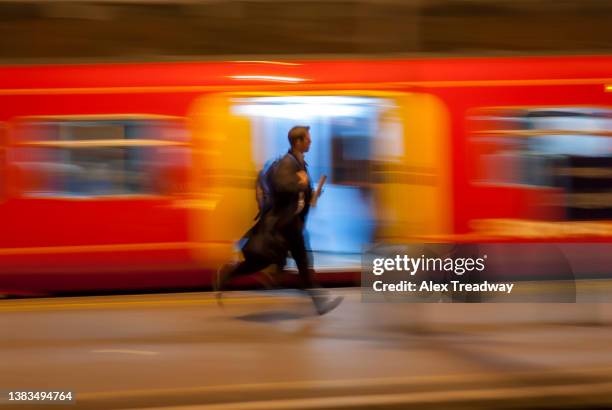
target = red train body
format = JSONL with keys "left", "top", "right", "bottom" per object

{"left": 1, "top": 55, "right": 611, "bottom": 294}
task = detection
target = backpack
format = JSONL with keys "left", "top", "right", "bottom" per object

{"left": 254, "top": 153, "right": 301, "bottom": 220}
{"left": 255, "top": 157, "right": 280, "bottom": 219}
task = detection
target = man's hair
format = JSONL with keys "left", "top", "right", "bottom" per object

{"left": 288, "top": 126, "right": 310, "bottom": 147}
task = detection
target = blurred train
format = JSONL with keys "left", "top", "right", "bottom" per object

{"left": 1, "top": 55, "right": 611, "bottom": 294}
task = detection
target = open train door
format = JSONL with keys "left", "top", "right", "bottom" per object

{"left": 374, "top": 93, "right": 452, "bottom": 243}
{"left": 187, "top": 91, "right": 452, "bottom": 273}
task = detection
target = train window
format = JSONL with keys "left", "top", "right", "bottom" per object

{"left": 330, "top": 117, "right": 373, "bottom": 186}
{"left": 11, "top": 117, "right": 189, "bottom": 198}
{"left": 470, "top": 107, "right": 612, "bottom": 220}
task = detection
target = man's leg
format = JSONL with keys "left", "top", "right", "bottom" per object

{"left": 287, "top": 227, "right": 318, "bottom": 290}
{"left": 287, "top": 227, "right": 343, "bottom": 315}
{"left": 215, "top": 253, "right": 270, "bottom": 294}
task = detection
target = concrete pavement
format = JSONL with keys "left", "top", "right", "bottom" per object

{"left": 2, "top": 289, "right": 612, "bottom": 409}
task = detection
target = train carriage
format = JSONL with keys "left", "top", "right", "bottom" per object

{"left": 0, "top": 55, "right": 611, "bottom": 294}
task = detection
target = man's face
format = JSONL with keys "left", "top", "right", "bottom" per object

{"left": 301, "top": 132, "right": 312, "bottom": 153}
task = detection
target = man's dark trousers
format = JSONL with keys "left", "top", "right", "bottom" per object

{"left": 224, "top": 218, "right": 318, "bottom": 291}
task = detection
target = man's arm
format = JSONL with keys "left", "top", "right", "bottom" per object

{"left": 272, "top": 156, "right": 306, "bottom": 193}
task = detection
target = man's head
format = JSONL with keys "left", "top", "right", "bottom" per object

{"left": 288, "top": 125, "right": 311, "bottom": 153}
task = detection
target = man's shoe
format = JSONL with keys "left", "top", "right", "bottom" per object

{"left": 314, "top": 296, "right": 344, "bottom": 315}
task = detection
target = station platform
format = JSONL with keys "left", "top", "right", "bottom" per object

{"left": 2, "top": 289, "right": 612, "bottom": 409}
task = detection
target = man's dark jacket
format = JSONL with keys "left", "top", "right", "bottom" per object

{"left": 241, "top": 151, "right": 313, "bottom": 263}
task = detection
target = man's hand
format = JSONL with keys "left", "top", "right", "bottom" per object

{"left": 311, "top": 175, "right": 327, "bottom": 207}
{"left": 297, "top": 171, "right": 309, "bottom": 186}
